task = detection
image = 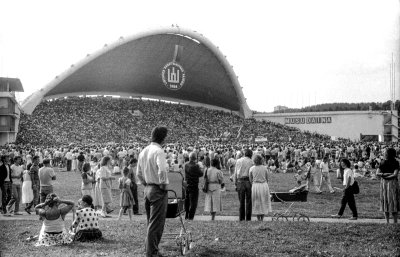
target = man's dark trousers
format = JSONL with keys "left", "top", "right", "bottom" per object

{"left": 144, "top": 185, "right": 168, "bottom": 257}
{"left": 66, "top": 160, "right": 72, "bottom": 171}
{"left": 184, "top": 187, "right": 199, "bottom": 220}
{"left": 130, "top": 183, "right": 139, "bottom": 214}
{"left": 40, "top": 186, "right": 53, "bottom": 203}
{"left": 237, "top": 180, "right": 252, "bottom": 221}
{"left": 1, "top": 182, "right": 12, "bottom": 213}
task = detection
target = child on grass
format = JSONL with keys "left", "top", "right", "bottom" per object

{"left": 118, "top": 167, "right": 134, "bottom": 221}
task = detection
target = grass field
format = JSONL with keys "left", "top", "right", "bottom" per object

{"left": 47, "top": 168, "right": 382, "bottom": 219}
{"left": 1, "top": 169, "right": 399, "bottom": 257}
{"left": 1, "top": 219, "right": 399, "bottom": 257}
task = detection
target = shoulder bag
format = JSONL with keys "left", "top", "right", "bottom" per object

{"left": 352, "top": 180, "right": 360, "bottom": 194}
{"left": 202, "top": 168, "right": 209, "bottom": 193}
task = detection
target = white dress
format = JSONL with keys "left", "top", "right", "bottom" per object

{"left": 22, "top": 170, "right": 33, "bottom": 204}
{"left": 72, "top": 154, "right": 78, "bottom": 171}
{"left": 250, "top": 165, "right": 272, "bottom": 215}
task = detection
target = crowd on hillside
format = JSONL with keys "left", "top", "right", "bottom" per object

{"left": 16, "top": 97, "right": 333, "bottom": 146}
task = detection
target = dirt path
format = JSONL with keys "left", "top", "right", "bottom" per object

{"left": 0, "top": 212, "right": 387, "bottom": 223}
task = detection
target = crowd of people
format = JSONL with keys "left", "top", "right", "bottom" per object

{"left": 16, "top": 96, "right": 332, "bottom": 146}
{"left": 1, "top": 97, "right": 399, "bottom": 255}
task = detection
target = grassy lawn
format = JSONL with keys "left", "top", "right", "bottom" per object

{"left": 1, "top": 170, "right": 397, "bottom": 257}
{"left": 47, "top": 169, "right": 382, "bottom": 219}
{"left": 0, "top": 219, "right": 399, "bottom": 257}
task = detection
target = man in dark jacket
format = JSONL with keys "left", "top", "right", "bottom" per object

{"left": 184, "top": 152, "right": 203, "bottom": 220}
{"left": 77, "top": 152, "right": 85, "bottom": 172}
{"left": 0, "top": 155, "right": 12, "bottom": 214}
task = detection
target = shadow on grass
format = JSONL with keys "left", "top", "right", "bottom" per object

{"left": 190, "top": 246, "right": 254, "bottom": 257}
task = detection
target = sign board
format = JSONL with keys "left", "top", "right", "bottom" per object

{"left": 132, "top": 110, "right": 143, "bottom": 117}
{"left": 285, "top": 116, "right": 332, "bottom": 125}
{"left": 255, "top": 136, "right": 268, "bottom": 143}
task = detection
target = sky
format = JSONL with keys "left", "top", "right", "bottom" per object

{"left": 0, "top": 0, "right": 399, "bottom": 112}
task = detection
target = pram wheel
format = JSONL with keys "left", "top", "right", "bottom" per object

{"left": 180, "top": 232, "right": 192, "bottom": 255}
{"left": 272, "top": 213, "right": 288, "bottom": 221}
{"left": 272, "top": 213, "right": 280, "bottom": 221}
{"left": 291, "top": 213, "right": 300, "bottom": 221}
{"left": 297, "top": 214, "right": 310, "bottom": 222}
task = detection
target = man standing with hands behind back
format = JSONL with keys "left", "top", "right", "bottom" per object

{"left": 234, "top": 149, "right": 253, "bottom": 221}
{"left": 137, "top": 126, "right": 169, "bottom": 257}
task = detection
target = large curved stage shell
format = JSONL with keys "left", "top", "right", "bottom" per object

{"left": 21, "top": 27, "right": 252, "bottom": 117}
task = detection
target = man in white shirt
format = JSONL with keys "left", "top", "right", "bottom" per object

{"left": 6, "top": 156, "right": 23, "bottom": 215}
{"left": 234, "top": 149, "right": 254, "bottom": 221}
{"left": 319, "top": 157, "right": 334, "bottom": 193}
{"left": 117, "top": 148, "right": 127, "bottom": 168}
{"left": 38, "top": 159, "right": 56, "bottom": 203}
{"left": 65, "top": 150, "right": 73, "bottom": 171}
{"left": 103, "top": 148, "right": 110, "bottom": 157}
{"left": 137, "top": 127, "right": 169, "bottom": 257}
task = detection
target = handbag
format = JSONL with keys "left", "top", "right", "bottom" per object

{"left": 352, "top": 180, "right": 360, "bottom": 194}
{"left": 202, "top": 168, "right": 209, "bottom": 193}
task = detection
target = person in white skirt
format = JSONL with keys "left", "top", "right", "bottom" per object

{"left": 204, "top": 158, "right": 224, "bottom": 220}
{"left": 249, "top": 154, "right": 271, "bottom": 221}
{"left": 22, "top": 169, "right": 33, "bottom": 214}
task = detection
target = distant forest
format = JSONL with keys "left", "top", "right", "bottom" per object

{"left": 267, "top": 100, "right": 400, "bottom": 114}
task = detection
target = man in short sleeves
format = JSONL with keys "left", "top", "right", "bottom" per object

{"left": 137, "top": 127, "right": 169, "bottom": 257}
{"left": 38, "top": 159, "right": 56, "bottom": 203}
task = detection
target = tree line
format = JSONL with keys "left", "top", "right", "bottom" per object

{"left": 268, "top": 100, "right": 400, "bottom": 113}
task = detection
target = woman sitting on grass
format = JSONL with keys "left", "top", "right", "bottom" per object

{"left": 35, "top": 193, "right": 74, "bottom": 246}
{"left": 70, "top": 195, "right": 102, "bottom": 241}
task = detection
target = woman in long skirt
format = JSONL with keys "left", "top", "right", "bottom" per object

{"left": 93, "top": 164, "right": 103, "bottom": 211}
{"left": 99, "top": 156, "right": 115, "bottom": 217}
{"left": 204, "top": 158, "right": 224, "bottom": 220}
{"left": 249, "top": 154, "right": 271, "bottom": 221}
{"left": 377, "top": 148, "right": 400, "bottom": 224}
{"left": 72, "top": 151, "right": 78, "bottom": 172}
{"left": 22, "top": 169, "right": 33, "bottom": 214}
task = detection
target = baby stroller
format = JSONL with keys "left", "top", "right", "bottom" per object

{"left": 163, "top": 171, "right": 193, "bottom": 255}
{"left": 270, "top": 184, "right": 310, "bottom": 222}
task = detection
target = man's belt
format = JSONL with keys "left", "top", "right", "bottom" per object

{"left": 147, "top": 183, "right": 160, "bottom": 186}
{"left": 237, "top": 177, "right": 250, "bottom": 181}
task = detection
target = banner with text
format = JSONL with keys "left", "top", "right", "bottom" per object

{"left": 284, "top": 116, "right": 332, "bottom": 125}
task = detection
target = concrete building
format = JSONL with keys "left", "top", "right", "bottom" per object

{"left": 0, "top": 78, "right": 23, "bottom": 145}
{"left": 254, "top": 110, "right": 398, "bottom": 142}
{"left": 21, "top": 26, "right": 251, "bottom": 118}
{"left": 273, "top": 105, "right": 288, "bottom": 112}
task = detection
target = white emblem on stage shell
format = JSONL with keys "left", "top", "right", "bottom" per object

{"left": 162, "top": 62, "right": 186, "bottom": 90}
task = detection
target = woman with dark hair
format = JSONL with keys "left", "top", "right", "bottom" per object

{"left": 376, "top": 148, "right": 399, "bottom": 224}
{"left": 35, "top": 193, "right": 74, "bottom": 246}
{"left": 98, "top": 156, "right": 115, "bottom": 217}
{"left": 203, "top": 158, "right": 224, "bottom": 220}
{"left": 249, "top": 154, "right": 271, "bottom": 221}
{"left": 331, "top": 158, "right": 358, "bottom": 220}
{"left": 70, "top": 195, "right": 102, "bottom": 241}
